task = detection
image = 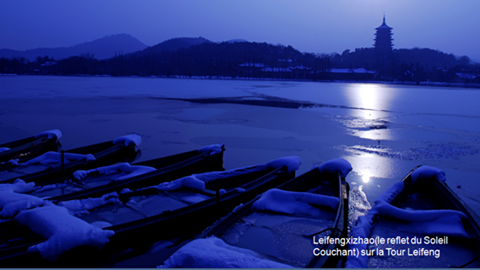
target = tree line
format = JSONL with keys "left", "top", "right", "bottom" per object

{"left": 0, "top": 41, "right": 478, "bottom": 83}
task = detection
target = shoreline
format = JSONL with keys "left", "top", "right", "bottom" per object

{"left": 2, "top": 73, "right": 480, "bottom": 90}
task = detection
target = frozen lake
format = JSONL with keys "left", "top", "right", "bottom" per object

{"left": 1, "top": 75, "right": 480, "bottom": 214}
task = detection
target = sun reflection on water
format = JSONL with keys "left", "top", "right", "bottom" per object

{"left": 345, "top": 83, "right": 397, "bottom": 120}
{"left": 362, "top": 174, "right": 370, "bottom": 183}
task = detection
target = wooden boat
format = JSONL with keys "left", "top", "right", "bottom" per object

{"left": 0, "top": 130, "right": 61, "bottom": 163}
{"left": 126, "top": 158, "right": 351, "bottom": 268}
{"left": 25, "top": 144, "right": 225, "bottom": 202}
{"left": 0, "top": 135, "right": 141, "bottom": 185}
{"left": 0, "top": 156, "right": 300, "bottom": 267}
{"left": 346, "top": 165, "right": 480, "bottom": 268}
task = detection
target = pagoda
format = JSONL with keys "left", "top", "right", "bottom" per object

{"left": 374, "top": 15, "right": 393, "bottom": 52}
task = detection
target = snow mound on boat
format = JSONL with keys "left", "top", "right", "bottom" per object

{"left": 14, "top": 205, "right": 114, "bottom": 261}
{"left": 159, "top": 236, "right": 292, "bottom": 268}
{"left": 0, "top": 188, "right": 49, "bottom": 218}
{"left": 411, "top": 165, "right": 446, "bottom": 184}
{"left": 317, "top": 158, "right": 352, "bottom": 178}
{"left": 198, "top": 144, "right": 224, "bottom": 156}
{"left": 347, "top": 166, "right": 467, "bottom": 268}
{"left": 252, "top": 188, "right": 339, "bottom": 216}
{"left": 8, "top": 151, "right": 95, "bottom": 166}
{"left": 155, "top": 176, "right": 205, "bottom": 192}
{"left": 266, "top": 156, "right": 302, "bottom": 173}
{"left": 58, "top": 192, "right": 121, "bottom": 215}
{"left": 35, "top": 129, "right": 62, "bottom": 141}
{"left": 0, "top": 178, "right": 35, "bottom": 193}
{"left": 152, "top": 156, "right": 301, "bottom": 192}
{"left": 73, "top": 163, "right": 156, "bottom": 181}
{"left": 113, "top": 134, "right": 142, "bottom": 147}
{"left": 374, "top": 181, "right": 404, "bottom": 205}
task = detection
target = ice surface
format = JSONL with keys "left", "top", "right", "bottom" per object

{"left": 411, "top": 165, "right": 446, "bottom": 184}
{"left": 73, "top": 163, "right": 156, "bottom": 181}
{"left": 348, "top": 185, "right": 372, "bottom": 228}
{"left": 266, "top": 156, "right": 302, "bottom": 173}
{"left": 198, "top": 144, "right": 224, "bottom": 156}
{"left": 34, "top": 129, "right": 62, "bottom": 141}
{"left": 252, "top": 188, "right": 339, "bottom": 216}
{"left": 159, "top": 236, "right": 293, "bottom": 268}
{"left": 317, "top": 158, "right": 352, "bottom": 178}
{"left": 14, "top": 204, "right": 114, "bottom": 261}
{"left": 112, "top": 134, "right": 142, "bottom": 147}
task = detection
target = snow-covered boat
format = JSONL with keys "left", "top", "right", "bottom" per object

{"left": 0, "top": 156, "right": 301, "bottom": 267}
{"left": 347, "top": 165, "right": 480, "bottom": 268}
{"left": 0, "top": 134, "right": 141, "bottom": 185}
{"left": 135, "top": 158, "right": 351, "bottom": 268}
{"left": 0, "top": 129, "right": 61, "bottom": 163}
{"left": 25, "top": 144, "right": 225, "bottom": 202}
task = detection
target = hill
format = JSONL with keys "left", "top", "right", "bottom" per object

{"left": 133, "top": 37, "right": 211, "bottom": 56}
{"left": 0, "top": 34, "right": 147, "bottom": 60}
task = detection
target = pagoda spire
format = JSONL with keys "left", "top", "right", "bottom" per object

{"left": 374, "top": 15, "right": 393, "bottom": 52}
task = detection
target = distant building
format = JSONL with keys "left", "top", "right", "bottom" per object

{"left": 374, "top": 15, "right": 394, "bottom": 53}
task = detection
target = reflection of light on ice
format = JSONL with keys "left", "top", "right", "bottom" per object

{"left": 347, "top": 84, "right": 387, "bottom": 120}
{"left": 348, "top": 185, "right": 372, "bottom": 228}
{"left": 362, "top": 174, "right": 370, "bottom": 183}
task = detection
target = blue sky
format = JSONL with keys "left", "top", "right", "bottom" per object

{"left": 1, "top": 0, "right": 479, "bottom": 60}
